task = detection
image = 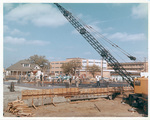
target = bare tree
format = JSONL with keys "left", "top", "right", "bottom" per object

{"left": 61, "top": 59, "right": 82, "bottom": 75}
{"left": 86, "top": 64, "right": 101, "bottom": 78}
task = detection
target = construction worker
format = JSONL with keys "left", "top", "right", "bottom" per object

{"left": 18, "top": 74, "right": 21, "bottom": 84}
{"left": 40, "top": 73, "right": 43, "bottom": 81}
{"left": 65, "top": 74, "right": 70, "bottom": 88}
{"left": 75, "top": 76, "right": 79, "bottom": 87}
{"left": 69, "top": 75, "right": 72, "bottom": 85}
{"left": 27, "top": 72, "right": 30, "bottom": 82}
{"left": 48, "top": 75, "right": 51, "bottom": 82}
{"left": 96, "top": 76, "right": 100, "bottom": 87}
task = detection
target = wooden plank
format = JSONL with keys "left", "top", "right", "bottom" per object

{"left": 21, "top": 87, "right": 134, "bottom": 100}
{"left": 70, "top": 98, "right": 100, "bottom": 104}
{"left": 32, "top": 103, "right": 37, "bottom": 109}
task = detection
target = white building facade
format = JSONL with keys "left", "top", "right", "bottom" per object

{"left": 81, "top": 59, "right": 107, "bottom": 71}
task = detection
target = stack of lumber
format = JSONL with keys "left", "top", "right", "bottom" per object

{"left": 7, "top": 99, "right": 32, "bottom": 117}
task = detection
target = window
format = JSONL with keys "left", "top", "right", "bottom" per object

{"left": 55, "top": 71, "right": 59, "bottom": 73}
{"left": 51, "top": 71, "right": 54, "bottom": 73}
{"left": 23, "top": 64, "right": 30, "bottom": 67}
{"left": 51, "top": 63, "right": 55, "bottom": 65}
{"left": 55, "top": 67, "right": 59, "bottom": 69}
{"left": 55, "top": 63, "right": 59, "bottom": 64}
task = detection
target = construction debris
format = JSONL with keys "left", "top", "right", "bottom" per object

{"left": 7, "top": 99, "right": 32, "bottom": 117}
{"left": 128, "top": 107, "right": 136, "bottom": 113}
{"left": 32, "top": 103, "right": 37, "bottom": 109}
{"left": 70, "top": 98, "right": 100, "bottom": 104}
{"left": 94, "top": 104, "right": 101, "bottom": 112}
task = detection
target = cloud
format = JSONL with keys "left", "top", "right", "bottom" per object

{"left": 10, "top": 29, "right": 29, "bottom": 36}
{"left": 4, "top": 47, "right": 16, "bottom": 52}
{"left": 10, "top": 29, "right": 30, "bottom": 36}
{"left": 4, "top": 36, "right": 26, "bottom": 44}
{"left": 134, "top": 51, "right": 148, "bottom": 56}
{"left": 86, "top": 24, "right": 102, "bottom": 33}
{"left": 5, "top": 4, "right": 67, "bottom": 27}
{"left": 4, "top": 36, "right": 50, "bottom": 46}
{"left": 71, "top": 29, "right": 80, "bottom": 35}
{"left": 76, "top": 13, "right": 83, "bottom": 18}
{"left": 72, "top": 21, "right": 102, "bottom": 35}
{"left": 4, "top": 3, "right": 14, "bottom": 11}
{"left": 133, "top": 51, "right": 148, "bottom": 60}
{"left": 4, "top": 25, "right": 30, "bottom": 36}
{"left": 27, "top": 40, "right": 49, "bottom": 46}
{"left": 108, "top": 32, "right": 146, "bottom": 42}
{"left": 131, "top": 3, "right": 148, "bottom": 19}
{"left": 4, "top": 25, "right": 10, "bottom": 33}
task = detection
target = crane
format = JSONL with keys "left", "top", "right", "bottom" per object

{"left": 54, "top": 3, "right": 135, "bottom": 87}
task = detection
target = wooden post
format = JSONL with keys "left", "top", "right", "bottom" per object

{"left": 42, "top": 90, "right": 43, "bottom": 105}
{"left": 31, "top": 90, "right": 33, "bottom": 105}
{"left": 10, "top": 82, "right": 15, "bottom": 92}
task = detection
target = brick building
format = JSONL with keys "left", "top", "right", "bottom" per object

{"left": 50, "top": 58, "right": 107, "bottom": 77}
{"left": 50, "top": 58, "right": 148, "bottom": 80}
{"left": 107, "top": 62, "right": 148, "bottom": 72}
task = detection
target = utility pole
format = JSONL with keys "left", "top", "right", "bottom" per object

{"left": 144, "top": 57, "right": 147, "bottom": 72}
{"left": 101, "top": 58, "right": 103, "bottom": 81}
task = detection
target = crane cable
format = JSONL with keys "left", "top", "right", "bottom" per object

{"left": 74, "top": 15, "right": 127, "bottom": 62}
{"left": 87, "top": 27, "right": 127, "bottom": 63}
{"left": 63, "top": 4, "right": 144, "bottom": 76}
{"left": 73, "top": 12, "right": 136, "bottom": 61}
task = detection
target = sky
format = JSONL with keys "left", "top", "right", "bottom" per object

{"left": 3, "top": 3, "right": 148, "bottom": 68}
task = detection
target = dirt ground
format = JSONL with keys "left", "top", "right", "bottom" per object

{"left": 3, "top": 82, "right": 147, "bottom": 117}
{"left": 33, "top": 98, "right": 146, "bottom": 117}
{"left": 4, "top": 95, "right": 147, "bottom": 117}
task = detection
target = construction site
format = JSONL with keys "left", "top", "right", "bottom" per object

{"left": 3, "top": 3, "right": 148, "bottom": 118}
{"left": 3, "top": 77, "right": 148, "bottom": 117}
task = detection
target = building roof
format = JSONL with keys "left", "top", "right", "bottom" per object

{"left": 6, "top": 59, "right": 41, "bottom": 71}
{"left": 66, "top": 57, "right": 85, "bottom": 60}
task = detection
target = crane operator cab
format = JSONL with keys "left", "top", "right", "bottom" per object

{"left": 129, "top": 77, "right": 148, "bottom": 114}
